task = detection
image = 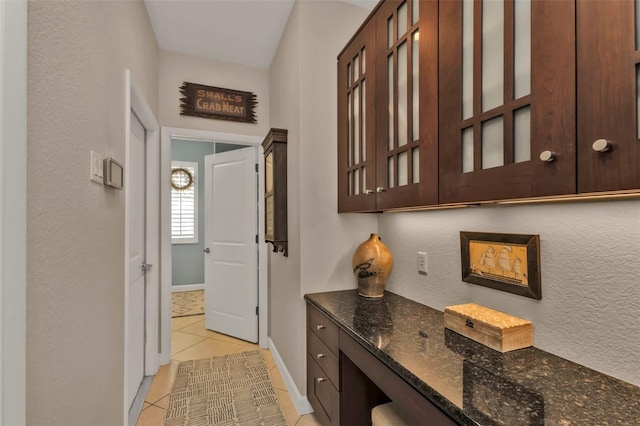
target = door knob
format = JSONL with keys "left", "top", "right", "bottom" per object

{"left": 141, "top": 263, "right": 153, "bottom": 272}
{"left": 376, "top": 187, "right": 386, "bottom": 193}
{"left": 592, "top": 139, "right": 612, "bottom": 152}
{"left": 203, "top": 248, "right": 210, "bottom": 254}
{"left": 539, "top": 151, "right": 556, "bottom": 162}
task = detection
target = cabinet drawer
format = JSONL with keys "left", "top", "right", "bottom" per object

{"left": 307, "top": 329, "right": 339, "bottom": 389}
{"left": 307, "top": 354, "right": 340, "bottom": 426}
{"left": 307, "top": 303, "right": 339, "bottom": 356}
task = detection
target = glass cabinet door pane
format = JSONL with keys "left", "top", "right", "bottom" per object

{"left": 362, "top": 167, "right": 367, "bottom": 192}
{"left": 462, "top": 0, "right": 474, "bottom": 120}
{"left": 388, "top": 54, "right": 394, "bottom": 150}
{"left": 362, "top": 48, "right": 366, "bottom": 73}
{"left": 388, "top": 17, "right": 394, "bottom": 49}
{"left": 514, "top": 0, "right": 531, "bottom": 99}
{"left": 353, "top": 54, "right": 360, "bottom": 83}
{"left": 362, "top": 80, "right": 367, "bottom": 161}
{"left": 388, "top": 156, "right": 395, "bottom": 188}
{"left": 412, "top": 0, "right": 419, "bottom": 25}
{"left": 398, "top": 2, "right": 408, "bottom": 38}
{"left": 636, "top": 0, "right": 640, "bottom": 49}
{"left": 398, "top": 151, "right": 408, "bottom": 186}
{"left": 354, "top": 85, "right": 360, "bottom": 164}
{"left": 482, "top": 0, "right": 504, "bottom": 112}
{"left": 265, "top": 152, "right": 273, "bottom": 192}
{"left": 347, "top": 93, "right": 352, "bottom": 165}
{"left": 412, "top": 147, "right": 419, "bottom": 183}
{"left": 637, "top": 65, "right": 640, "bottom": 139}
{"left": 462, "top": 127, "right": 474, "bottom": 173}
{"left": 412, "top": 31, "right": 419, "bottom": 141}
{"left": 354, "top": 172, "right": 358, "bottom": 196}
{"left": 482, "top": 116, "right": 504, "bottom": 169}
{"left": 398, "top": 41, "right": 408, "bottom": 147}
{"left": 514, "top": 107, "right": 531, "bottom": 163}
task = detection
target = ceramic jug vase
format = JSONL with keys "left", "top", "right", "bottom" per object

{"left": 352, "top": 233, "right": 393, "bottom": 298}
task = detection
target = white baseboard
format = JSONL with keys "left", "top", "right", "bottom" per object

{"left": 269, "top": 337, "right": 313, "bottom": 416}
{"left": 171, "top": 283, "right": 204, "bottom": 293}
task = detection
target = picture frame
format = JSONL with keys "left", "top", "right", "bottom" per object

{"left": 460, "top": 231, "right": 541, "bottom": 300}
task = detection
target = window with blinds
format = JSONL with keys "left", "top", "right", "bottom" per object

{"left": 171, "top": 161, "right": 198, "bottom": 244}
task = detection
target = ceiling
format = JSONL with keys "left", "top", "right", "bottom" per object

{"left": 144, "top": 0, "right": 377, "bottom": 70}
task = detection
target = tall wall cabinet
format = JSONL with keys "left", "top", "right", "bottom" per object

{"left": 338, "top": 0, "right": 438, "bottom": 212}
{"left": 337, "top": 0, "right": 640, "bottom": 212}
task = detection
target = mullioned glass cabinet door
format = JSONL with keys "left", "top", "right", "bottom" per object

{"left": 338, "top": 19, "right": 378, "bottom": 212}
{"left": 439, "top": 0, "right": 576, "bottom": 204}
{"left": 374, "top": 0, "right": 439, "bottom": 210}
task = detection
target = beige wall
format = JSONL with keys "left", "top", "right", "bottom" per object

{"left": 268, "top": 0, "right": 375, "bottom": 396}
{"left": 380, "top": 200, "right": 640, "bottom": 386}
{"left": 159, "top": 49, "right": 270, "bottom": 137}
{"left": 268, "top": 0, "right": 304, "bottom": 393}
{"left": 27, "top": 1, "right": 158, "bottom": 424}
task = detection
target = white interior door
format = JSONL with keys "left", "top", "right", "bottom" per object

{"left": 204, "top": 147, "right": 258, "bottom": 343}
{"left": 128, "top": 111, "right": 146, "bottom": 408}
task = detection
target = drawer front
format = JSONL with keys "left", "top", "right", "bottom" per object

{"left": 307, "top": 354, "right": 340, "bottom": 426}
{"left": 307, "top": 330, "right": 339, "bottom": 389}
{"left": 307, "top": 303, "right": 339, "bottom": 355}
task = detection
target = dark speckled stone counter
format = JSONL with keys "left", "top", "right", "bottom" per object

{"left": 304, "top": 290, "right": 640, "bottom": 425}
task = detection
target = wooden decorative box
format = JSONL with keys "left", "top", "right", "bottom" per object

{"left": 444, "top": 303, "right": 533, "bottom": 353}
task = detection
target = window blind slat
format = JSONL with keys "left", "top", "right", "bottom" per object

{"left": 171, "top": 162, "right": 198, "bottom": 243}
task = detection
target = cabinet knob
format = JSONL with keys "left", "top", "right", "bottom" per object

{"left": 316, "top": 377, "right": 326, "bottom": 383}
{"left": 592, "top": 139, "right": 612, "bottom": 153}
{"left": 376, "top": 187, "right": 386, "bottom": 193}
{"left": 316, "top": 324, "right": 325, "bottom": 330}
{"left": 539, "top": 151, "right": 556, "bottom": 162}
{"left": 364, "top": 189, "right": 374, "bottom": 195}
{"left": 316, "top": 353, "right": 325, "bottom": 359}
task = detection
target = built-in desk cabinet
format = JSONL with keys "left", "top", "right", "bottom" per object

{"left": 306, "top": 303, "right": 341, "bottom": 425}
{"left": 306, "top": 301, "right": 456, "bottom": 426}
{"left": 338, "top": 0, "right": 640, "bottom": 211}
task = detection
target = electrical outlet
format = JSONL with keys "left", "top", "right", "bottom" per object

{"left": 418, "top": 251, "right": 428, "bottom": 274}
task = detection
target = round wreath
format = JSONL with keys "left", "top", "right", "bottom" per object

{"left": 171, "top": 167, "right": 194, "bottom": 191}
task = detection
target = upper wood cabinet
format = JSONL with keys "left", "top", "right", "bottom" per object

{"left": 338, "top": 18, "right": 377, "bottom": 212}
{"left": 438, "top": 0, "right": 576, "bottom": 204}
{"left": 577, "top": 0, "right": 640, "bottom": 193}
{"left": 374, "top": 0, "right": 438, "bottom": 210}
{"left": 338, "top": 0, "right": 438, "bottom": 212}
{"left": 338, "top": 0, "right": 640, "bottom": 211}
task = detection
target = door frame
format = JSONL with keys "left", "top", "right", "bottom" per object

{"left": 159, "top": 126, "right": 268, "bottom": 364}
{"left": 124, "top": 70, "right": 160, "bottom": 417}
{"left": 0, "top": 1, "right": 27, "bottom": 423}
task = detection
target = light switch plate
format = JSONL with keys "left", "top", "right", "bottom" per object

{"left": 418, "top": 251, "right": 428, "bottom": 274}
{"left": 90, "top": 150, "right": 104, "bottom": 184}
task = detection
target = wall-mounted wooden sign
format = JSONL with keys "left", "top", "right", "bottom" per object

{"left": 179, "top": 82, "right": 257, "bottom": 123}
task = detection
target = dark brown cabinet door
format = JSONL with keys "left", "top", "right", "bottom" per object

{"left": 375, "top": 0, "right": 439, "bottom": 209}
{"left": 439, "top": 0, "right": 576, "bottom": 204}
{"left": 577, "top": 0, "right": 640, "bottom": 193}
{"left": 338, "top": 19, "right": 378, "bottom": 212}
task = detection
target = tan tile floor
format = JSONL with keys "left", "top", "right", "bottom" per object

{"left": 135, "top": 315, "right": 320, "bottom": 426}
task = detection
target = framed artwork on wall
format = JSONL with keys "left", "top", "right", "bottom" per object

{"left": 460, "top": 231, "right": 541, "bottom": 300}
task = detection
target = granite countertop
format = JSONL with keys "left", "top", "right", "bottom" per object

{"left": 304, "top": 290, "right": 640, "bottom": 425}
